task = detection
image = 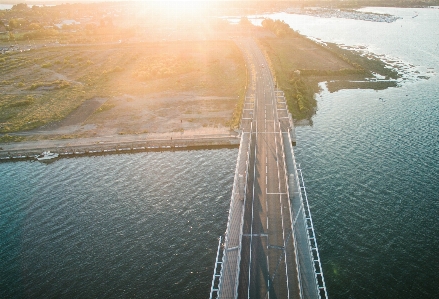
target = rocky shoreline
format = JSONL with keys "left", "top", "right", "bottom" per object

{"left": 286, "top": 7, "right": 402, "bottom": 23}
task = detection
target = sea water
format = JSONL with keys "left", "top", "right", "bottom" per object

{"left": 262, "top": 7, "right": 439, "bottom": 299}
{"left": 0, "top": 150, "right": 236, "bottom": 298}
{"left": 1, "top": 7, "right": 439, "bottom": 299}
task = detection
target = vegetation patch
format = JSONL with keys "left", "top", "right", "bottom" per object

{"left": 29, "top": 80, "right": 70, "bottom": 90}
{"left": 133, "top": 55, "right": 195, "bottom": 81}
{"left": 5, "top": 95, "right": 35, "bottom": 108}
{"left": 95, "top": 101, "right": 115, "bottom": 113}
{"left": 327, "top": 80, "right": 398, "bottom": 92}
{"left": 324, "top": 43, "right": 399, "bottom": 80}
{"left": 259, "top": 19, "right": 401, "bottom": 120}
{"left": 0, "top": 134, "right": 25, "bottom": 143}
{"left": 0, "top": 40, "right": 245, "bottom": 136}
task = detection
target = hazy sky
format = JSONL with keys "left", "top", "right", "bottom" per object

{"left": 3, "top": 0, "right": 253, "bottom": 2}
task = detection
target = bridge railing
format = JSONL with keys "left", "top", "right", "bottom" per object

{"left": 210, "top": 121, "right": 253, "bottom": 299}
{"left": 209, "top": 131, "right": 245, "bottom": 299}
{"left": 278, "top": 121, "right": 304, "bottom": 299}
{"left": 210, "top": 236, "right": 223, "bottom": 298}
{"left": 297, "top": 167, "right": 329, "bottom": 299}
{"left": 234, "top": 121, "right": 253, "bottom": 296}
{"left": 283, "top": 127, "right": 329, "bottom": 299}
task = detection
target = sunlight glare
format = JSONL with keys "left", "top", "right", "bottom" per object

{"left": 150, "top": 0, "right": 211, "bottom": 19}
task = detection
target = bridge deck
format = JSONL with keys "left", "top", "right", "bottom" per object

{"left": 214, "top": 39, "right": 326, "bottom": 299}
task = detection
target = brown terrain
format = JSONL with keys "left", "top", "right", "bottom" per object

{"left": 0, "top": 9, "right": 392, "bottom": 155}
{"left": 0, "top": 40, "right": 246, "bottom": 148}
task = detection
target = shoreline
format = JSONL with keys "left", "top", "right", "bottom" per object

{"left": 0, "top": 134, "right": 240, "bottom": 161}
{"left": 0, "top": 3, "right": 407, "bottom": 155}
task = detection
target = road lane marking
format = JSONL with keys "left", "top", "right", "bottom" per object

{"left": 243, "top": 234, "right": 268, "bottom": 237}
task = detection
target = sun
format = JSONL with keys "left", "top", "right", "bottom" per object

{"left": 149, "top": 0, "right": 212, "bottom": 18}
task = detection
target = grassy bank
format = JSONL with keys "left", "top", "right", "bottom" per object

{"left": 258, "top": 21, "right": 400, "bottom": 120}
{"left": 0, "top": 40, "right": 246, "bottom": 134}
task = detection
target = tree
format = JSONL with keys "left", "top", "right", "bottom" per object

{"left": 8, "top": 19, "right": 20, "bottom": 30}
{"left": 28, "top": 23, "right": 41, "bottom": 30}
{"left": 239, "top": 17, "right": 252, "bottom": 26}
{"left": 11, "top": 3, "right": 28, "bottom": 11}
{"left": 261, "top": 18, "right": 298, "bottom": 37}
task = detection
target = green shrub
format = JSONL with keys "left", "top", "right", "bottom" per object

{"left": 261, "top": 19, "right": 299, "bottom": 37}
{"left": 29, "top": 82, "right": 41, "bottom": 90}
{"left": 0, "top": 134, "right": 24, "bottom": 143}
{"left": 8, "top": 96, "right": 35, "bottom": 107}
{"left": 55, "top": 80, "right": 70, "bottom": 89}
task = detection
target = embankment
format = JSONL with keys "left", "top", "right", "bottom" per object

{"left": 0, "top": 135, "right": 239, "bottom": 161}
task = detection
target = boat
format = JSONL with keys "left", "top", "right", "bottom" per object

{"left": 35, "top": 151, "right": 59, "bottom": 161}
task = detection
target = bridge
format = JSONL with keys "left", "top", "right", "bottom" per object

{"left": 210, "top": 39, "right": 328, "bottom": 299}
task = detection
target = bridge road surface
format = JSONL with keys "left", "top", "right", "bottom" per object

{"left": 235, "top": 39, "right": 301, "bottom": 299}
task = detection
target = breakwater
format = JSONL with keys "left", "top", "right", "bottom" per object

{"left": 0, "top": 135, "right": 239, "bottom": 161}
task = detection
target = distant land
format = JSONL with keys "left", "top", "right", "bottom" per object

{"left": 1, "top": 0, "right": 439, "bottom": 8}
{"left": 0, "top": 0, "right": 428, "bottom": 154}
{"left": 0, "top": 1, "right": 396, "bottom": 139}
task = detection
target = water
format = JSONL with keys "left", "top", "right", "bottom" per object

{"left": 0, "top": 3, "right": 53, "bottom": 10}
{"left": 261, "top": 7, "right": 439, "bottom": 299}
{"left": 1, "top": 7, "right": 439, "bottom": 299}
{"left": 0, "top": 150, "right": 237, "bottom": 298}
{"left": 0, "top": 4, "right": 13, "bottom": 10}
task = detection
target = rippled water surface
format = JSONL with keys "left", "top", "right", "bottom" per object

{"left": 295, "top": 84, "right": 439, "bottom": 299}
{"left": 263, "top": 7, "right": 439, "bottom": 299}
{"left": 0, "top": 150, "right": 237, "bottom": 298}
{"left": 2, "top": 7, "right": 439, "bottom": 299}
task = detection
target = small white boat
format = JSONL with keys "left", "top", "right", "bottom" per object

{"left": 35, "top": 151, "right": 59, "bottom": 161}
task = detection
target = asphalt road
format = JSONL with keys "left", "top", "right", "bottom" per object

{"left": 235, "top": 39, "right": 301, "bottom": 299}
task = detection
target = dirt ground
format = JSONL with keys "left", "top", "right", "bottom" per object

{"left": 21, "top": 93, "right": 240, "bottom": 141}
{"left": 0, "top": 39, "right": 246, "bottom": 143}
{"left": 0, "top": 22, "right": 384, "bottom": 146}
{"left": 259, "top": 36, "right": 355, "bottom": 72}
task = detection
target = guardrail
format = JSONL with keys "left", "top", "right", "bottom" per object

{"left": 215, "top": 132, "right": 245, "bottom": 298}
{"left": 210, "top": 121, "right": 253, "bottom": 299}
{"left": 234, "top": 121, "right": 252, "bottom": 297}
{"left": 297, "top": 167, "right": 328, "bottom": 299}
{"left": 210, "top": 236, "right": 223, "bottom": 299}
{"left": 278, "top": 122, "right": 304, "bottom": 299}
{"left": 284, "top": 128, "right": 328, "bottom": 299}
